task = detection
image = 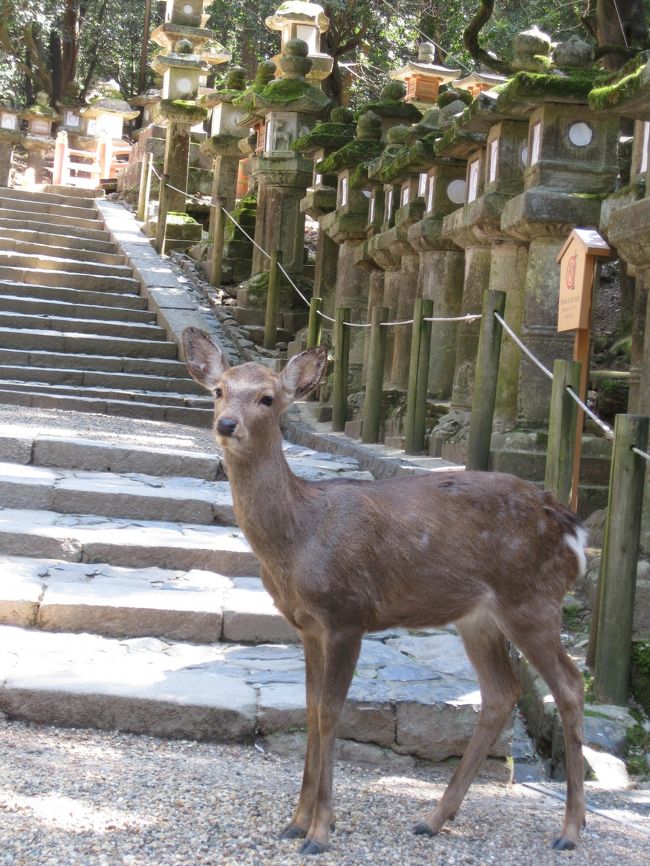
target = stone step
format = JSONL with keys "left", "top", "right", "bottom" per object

{"left": 0, "top": 280, "right": 148, "bottom": 310}
{"left": 1, "top": 186, "right": 98, "bottom": 210}
{"left": 0, "top": 208, "right": 111, "bottom": 236}
{"left": 0, "top": 458, "right": 234, "bottom": 524}
{"left": 0, "top": 235, "right": 125, "bottom": 266}
{"left": 0, "top": 623, "right": 499, "bottom": 760}
{"left": 0, "top": 364, "right": 204, "bottom": 397}
{"left": 0, "top": 249, "right": 132, "bottom": 279}
{"left": 0, "top": 347, "right": 191, "bottom": 377}
{"left": 0, "top": 508, "right": 257, "bottom": 574}
{"left": 0, "top": 293, "right": 157, "bottom": 324}
{"left": 0, "top": 264, "right": 140, "bottom": 293}
{"left": 0, "top": 205, "right": 102, "bottom": 233}
{"left": 0, "top": 389, "right": 212, "bottom": 427}
{"left": 0, "top": 218, "right": 112, "bottom": 246}
{"left": 0, "top": 556, "right": 294, "bottom": 644}
{"left": 0, "top": 431, "right": 221, "bottom": 480}
{"left": 0, "top": 219, "right": 116, "bottom": 253}
{"left": 0, "top": 310, "right": 167, "bottom": 342}
{"left": 0, "top": 327, "right": 177, "bottom": 358}
{"left": 0, "top": 379, "right": 211, "bottom": 408}
{"left": 0, "top": 304, "right": 167, "bottom": 341}
{"left": 0, "top": 194, "right": 100, "bottom": 222}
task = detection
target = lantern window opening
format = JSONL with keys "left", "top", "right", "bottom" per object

{"left": 530, "top": 121, "right": 542, "bottom": 166}
{"left": 641, "top": 121, "right": 650, "bottom": 175}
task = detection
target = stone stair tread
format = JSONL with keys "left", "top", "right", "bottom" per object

{"left": 0, "top": 623, "right": 495, "bottom": 756}
{"left": 0, "top": 311, "right": 167, "bottom": 340}
{"left": 0, "top": 390, "right": 212, "bottom": 427}
{"left": 0, "top": 196, "right": 99, "bottom": 221}
{"left": 0, "top": 430, "right": 221, "bottom": 479}
{"left": 0, "top": 555, "right": 294, "bottom": 644}
{"left": 0, "top": 264, "right": 140, "bottom": 292}
{"left": 0, "top": 327, "right": 178, "bottom": 358}
{"left": 0, "top": 379, "right": 211, "bottom": 407}
{"left": 0, "top": 280, "right": 147, "bottom": 309}
{"left": 0, "top": 347, "right": 190, "bottom": 376}
{"left": 0, "top": 460, "right": 233, "bottom": 524}
{"left": 0, "top": 364, "right": 204, "bottom": 395}
{"left": 0, "top": 217, "right": 111, "bottom": 245}
{"left": 0, "top": 187, "right": 98, "bottom": 210}
{"left": 0, "top": 236, "right": 125, "bottom": 265}
{"left": 0, "top": 250, "right": 132, "bottom": 278}
{"left": 0, "top": 207, "right": 103, "bottom": 232}
{"left": 0, "top": 219, "right": 115, "bottom": 251}
{"left": 0, "top": 507, "right": 257, "bottom": 574}
{"left": 0, "top": 293, "right": 157, "bottom": 323}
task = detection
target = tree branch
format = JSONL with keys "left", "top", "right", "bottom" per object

{"left": 463, "top": 0, "right": 512, "bottom": 75}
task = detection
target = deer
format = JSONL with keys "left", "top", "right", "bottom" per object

{"left": 182, "top": 326, "right": 587, "bottom": 857}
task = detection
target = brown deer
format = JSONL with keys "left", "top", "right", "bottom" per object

{"left": 182, "top": 327, "right": 587, "bottom": 856}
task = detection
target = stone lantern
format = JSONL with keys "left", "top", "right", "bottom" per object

{"left": 453, "top": 70, "right": 506, "bottom": 99}
{"left": 19, "top": 92, "right": 59, "bottom": 184}
{"left": 389, "top": 43, "right": 460, "bottom": 107}
{"left": 265, "top": 1, "right": 333, "bottom": 83}
{"left": 80, "top": 88, "right": 139, "bottom": 140}
{"left": 0, "top": 102, "right": 20, "bottom": 187}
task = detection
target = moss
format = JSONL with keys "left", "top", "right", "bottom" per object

{"left": 355, "top": 99, "right": 422, "bottom": 123}
{"left": 631, "top": 641, "right": 650, "bottom": 713}
{"left": 259, "top": 77, "right": 314, "bottom": 104}
{"left": 582, "top": 669, "right": 595, "bottom": 703}
{"left": 159, "top": 99, "right": 207, "bottom": 123}
{"left": 624, "top": 722, "right": 650, "bottom": 775}
{"left": 496, "top": 69, "right": 608, "bottom": 107}
{"left": 167, "top": 212, "right": 198, "bottom": 224}
{"left": 292, "top": 121, "right": 355, "bottom": 153}
{"left": 589, "top": 51, "right": 650, "bottom": 111}
{"left": 316, "top": 138, "right": 384, "bottom": 174}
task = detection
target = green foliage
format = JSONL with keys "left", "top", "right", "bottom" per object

{"left": 624, "top": 722, "right": 650, "bottom": 775}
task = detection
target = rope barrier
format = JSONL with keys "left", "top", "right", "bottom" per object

{"left": 494, "top": 312, "right": 554, "bottom": 381}
{"left": 565, "top": 386, "right": 615, "bottom": 441}
{"left": 632, "top": 445, "right": 650, "bottom": 462}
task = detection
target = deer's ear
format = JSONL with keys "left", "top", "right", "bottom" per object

{"left": 182, "top": 327, "right": 229, "bottom": 390}
{"left": 280, "top": 346, "right": 328, "bottom": 404}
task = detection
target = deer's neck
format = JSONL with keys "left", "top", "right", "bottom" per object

{"left": 223, "top": 434, "right": 309, "bottom": 566}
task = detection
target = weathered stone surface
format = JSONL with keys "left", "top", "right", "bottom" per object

{"left": 223, "top": 586, "right": 298, "bottom": 643}
{"left": 257, "top": 682, "right": 306, "bottom": 733}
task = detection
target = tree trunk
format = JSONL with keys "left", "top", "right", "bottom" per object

{"left": 596, "top": 0, "right": 649, "bottom": 69}
{"left": 50, "top": 30, "right": 62, "bottom": 104}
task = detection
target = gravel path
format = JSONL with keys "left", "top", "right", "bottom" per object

{"left": 1, "top": 717, "right": 648, "bottom": 866}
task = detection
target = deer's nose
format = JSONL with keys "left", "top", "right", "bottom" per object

{"left": 216, "top": 417, "right": 238, "bottom": 437}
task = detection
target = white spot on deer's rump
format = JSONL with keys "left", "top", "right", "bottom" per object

{"left": 420, "top": 532, "right": 430, "bottom": 548}
{"left": 564, "top": 527, "right": 587, "bottom": 578}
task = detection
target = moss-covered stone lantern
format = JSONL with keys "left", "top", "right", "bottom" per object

{"left": 19, "top": 92, "right": 59, "bottom": 184}
{"left": 265, "top": 1, "right": 333, "bottom": 83}
{"left": 0, "top": 102, "right": 20, "bottom": 187}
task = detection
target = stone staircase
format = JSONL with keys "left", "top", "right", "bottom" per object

{"left": 0, "top": 186, "right": 212, "bottom": 426}
{"left": 0, "top": 412, "right": 500, "bottom": 761}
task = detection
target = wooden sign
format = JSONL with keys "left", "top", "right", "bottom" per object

{"left": 557, "top": 228, "right": 610, "bottom": 332}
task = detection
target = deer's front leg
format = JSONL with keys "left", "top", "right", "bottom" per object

{"left": 300, "top": 627, "right": 362, "bottom": 856}
{"left": 279, "top": 630, "right": 324, "bottom": 840}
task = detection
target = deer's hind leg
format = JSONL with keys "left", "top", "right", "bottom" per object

{"left": 507, "top": 622, "right": 585, "bottom": 850}
{"left": 279, "top": 630, "right": 325, "bottom": 840}
{"left": 415, "top": 612, "right": 520, "bottom": 837}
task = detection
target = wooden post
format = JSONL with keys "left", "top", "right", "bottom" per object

{"left": 307, "top": 297, "right": 323, "bottom": 349}
{"left": 544, "top": 359, "right": 582, "bottom": 506}
{"left": 412, "top": 298, "right": 434, "bottom": 454}
{"left": 331, "top": 307, "right": 350, "bottom": 432}
{"left": 362, "top": 306, "right": 389, "bottom": 444}
{"left": 404, "top": 298, "right": 424, "bottom": 454}
{"left": 154, "top": 172, "right": 170, "bottom": 255}
{"left": 52, "top": 130, "right": 68, "bottom": 186}
{"left": 210, "top": 195, "right": 227, "bottom": 288}
{"left": 556, "top": 229, "right": 611, "bottom": 510}
{"left": 136, "top": 151, "right": 152, "bottom": 222}
{"left": 264, "top": 249, "right": 281, "bottom": 350}
{"left": 592, "top": 414, "right": 649, "bottom": 705}
{"left": 466, "top": 290, "right": 506, "bottom": 471}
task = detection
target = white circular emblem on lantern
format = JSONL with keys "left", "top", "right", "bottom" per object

{"left": 183, "top": 3, "right": 194, "bottom": 14}
{"left": 176, "top": 77, "right": 194, "bottom": 95}
{"left": 447, "top": 179, "right": 466, "bottom": 204}
{"left": 568, "top": 122, "right": 593, "bottom": 147}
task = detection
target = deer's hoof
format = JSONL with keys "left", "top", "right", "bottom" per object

{"left": 413, "top": 821, "right": 437, "bottom": 837}
{"left": 552, "top": 836, "right": 576, "bottom": 851}
{"left": 279, "top": 823, "right": 307, "bottom": 840}
{"left": 300, "top": 839, "right": 326, "bottom": 856}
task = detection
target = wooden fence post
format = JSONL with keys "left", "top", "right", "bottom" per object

{"left": 466, "top": 290, "right": 506, "bottom": 471}
{"left": 136, "top": 151, "right": 151, "bottom": 222}
{"left": 592, "top": 414, "right": 649, "bottom": 705}
{"left": 362, "top": 306, "right": 389, "bottom": 444}
{"left": 154, "top": 172, "right": 170, "bottom": 255}
{"left": 412, "top": 298, "right": 433, "bottom": 454}
{"left": 331, "top": 307, "right": 351, "bottom": 432}
{"left": 405, "top": 298, "right": 423, "bottom": 454}
{"left": 263, "top": 249, "right": 282, "bottom": 350}
{"left": 307, "top": 297, "right": 323, "bottom": 349}
{"left": 210, "top": 195, "right": 227, "bottom": 288}
{"left": 544, "top": 359, "right": 581, "bottom": 506}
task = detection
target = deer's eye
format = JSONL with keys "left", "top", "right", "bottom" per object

{"left": 260, "top": 395, "right": 274, "bottom": 407}
{"left": 214, "top": 387, "right": 223, "bottom": 399}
